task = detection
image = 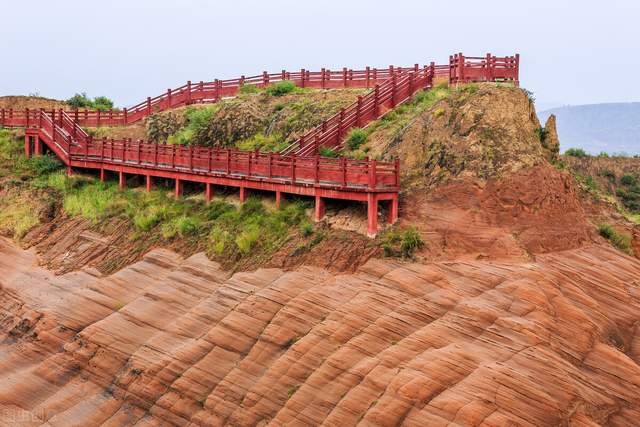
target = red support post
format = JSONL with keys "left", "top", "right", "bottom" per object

{"left": 34, "top": 135, "right": 42, "bottom": 155}
{"left": 239, "top": 186, "right": 246, "bottom": 203}
{"left": 388, "top": 195, "right": 399, "bottom": 225}
{"left": 119, "top": 171, "right": 125, "bottom": 189}
{"left": 175, "top": 178, "right": 182, "bottom": 198}
{"left": 205, "top": 182, "right": 213, "bottom": 203}
{"left": 24, "top": 134, "right": 31, "bottom": 159}
{"left": 275, "top": 190, "right": 282, "bottom": 209}
{"left": 314, "top": 194, "right": 325, "bottom": 222}
{"left": 367, "top": 193, "right": 378, "bottom": 237}
{"left": 146, "top": 175, "right": 152, "bottom": 192}
{"left": 100, "top": 169, "right": 106, "bottom": 182}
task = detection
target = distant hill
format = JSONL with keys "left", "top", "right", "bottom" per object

{"left": 538, "top": 103, "right": 640, "bottom": 155}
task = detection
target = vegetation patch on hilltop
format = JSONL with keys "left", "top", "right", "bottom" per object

{"left": 143, "top": 88, "right": 364, "bottom": 151}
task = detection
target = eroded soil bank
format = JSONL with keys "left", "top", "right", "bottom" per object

{"left": 1, "top": 237, "right": 639, "bottom": 426}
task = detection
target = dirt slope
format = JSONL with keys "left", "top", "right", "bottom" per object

{"left": 0, "top": 95, "right": 67, "bottom": 111}
{"left": 1, "top": 239, "right": 640, "bottom": 425}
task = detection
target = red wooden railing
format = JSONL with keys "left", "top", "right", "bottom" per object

{"left": 282, "top": 64, "right": 450, "bottom": 156}
{"left": 0, "top": 53, "right": 518, "bottom": 131}
{"left": 28, "top": 110, "right": 399, "bottom": 191}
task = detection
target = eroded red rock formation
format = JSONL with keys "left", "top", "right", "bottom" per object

{"left": 1, "top": 238, "right": 639, "bottom": 426}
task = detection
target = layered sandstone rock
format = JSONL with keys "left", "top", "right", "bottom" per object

{"left": 1, "top": 238, "right": 639, "bottom": 426}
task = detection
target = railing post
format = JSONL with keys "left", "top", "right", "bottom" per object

{"left": 341, "top": 157, "right": 347, "bottom": 187}
{"left": 167, "top": 88, "right": 172, "bottom": 108}
{"left": 391, "top": 74, "right": 397, "bottom": 108}
{"left": 429, "top": 62, "right": 435, "bottom": 88}
{"left": 123, "top": 108, "right": 128, "bottom": 125}
{"left": 268, "top": 152, "right": 273, "bottom": 178}
{"left": 314, "top": 155, "right": 319, "bottom": 184}
{"left": 300, "top": 68, "right": 306, "bottom": 88}
{"left": 395, "top": 158, "right": 400, "bottom": 188}
{"left": 187, "top": 80, "right": 192, "bottom": 104}
{"left": 337, "top": 108, "right": 345, "bottom": 140}
{"left": 369, "top": 159, "right": 377, "bottom": 190}
{"left": 25, "top": 108, "right": 29, "bottom": 127}
{"left": 366, "top": 66, "right": 371, "bottom": 88}
{"left": 214, "top": 79, "right": 220, "bottom": 101}
{"left": 138, "top": 141, "right": 142, "bottom": 165}
{"left": 248, "top": 151, "right": 252, "bottom": 176}
{"left": 356, "top": 96, "right": 363, "bottom": 127}
{"left": 291, "top": 155, "right": 296, "bottom": 183}
{"left": 321, "top": 68, "right": 326, "bottom": 89}
{"left": 342, "top": 67, "right": 347, "bottom": 87}
{"left": 154, "top": 142, "right": 158, "bottom": 165}
{"left": 97, "top": 109, "right": 101, "bottom": 127}
{"left": 226, "top": 149, "right": 230, "bottom": 174}
{"left": 262, "top": 71, "right": 269, "bottom": 88}
{"left": 208, "top": 149, "right": 212, "bottom": 172}
{"left": 189, "top": 145, "right": 193, "bottom": 170}
{"left": 147, "top": 97, "right": 151, "bottom": 115}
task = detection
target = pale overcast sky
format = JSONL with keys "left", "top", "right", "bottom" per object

{"left": 2, "top": 0, "right": 638, "bottom": 111}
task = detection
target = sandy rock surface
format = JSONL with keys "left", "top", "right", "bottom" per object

{"left": 1, "top": 238, "right": 639, "bottom": 426}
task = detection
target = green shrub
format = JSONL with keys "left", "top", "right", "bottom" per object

{"left": 238, "top": 84, "right": 260, "bottom": 94}
{"left": 66, "top": 93, "right": 116, "bottom": 111}
{"left": 598, "top": 224, "right": 632, "bottom": 253}
{"left": 345, "top": 128, "right": 368, "bottom": 150}
{"left": 24, "top": 155, "right": 63, "bottom": 176}
{"left": 598, "top": 151, "right": 610, "bottom": 158}
{"left": 92, "top": 96, "right": 115, "bottom": 111}
{"left": 133, "top": 209, "right": 163, "bottom": 231}
{"left": 400, "top": 227, "right": 424, "bottom": 257}
{"left": 265, "top": 80, "right": 297, "bottom": 96}
{"left": 176, "top": 215, "right": 202, "bottom": 235}
{"left": 161, "top": 215, "right": 202, "bottom": 239}
{"left": 319, "top": 146, "right": 339, "bottom": 158}
{"left": 600, "top": 170, "right": 616, "bottom": 181}
{"left": 620, "top": 174, "right": 637, "bottom": 187}
{"left": 166, "top": 105, "right": 217, "bottom": 145}
{"left": 300, "top": 222, "right": 314, "bottom": 237}
{"left": 237, "top": 132, "right": 287, "bottom": 152}
{"left": 381, "top": 226, "right": 425, "bottom": 258}
{"left": 235, "top": 224, "right": 261, "bottom": 253}
{"left": 564, "top": 148, "right": 589, "bottom": 157}
{"left": 535, "top": 127, "right": 548, "bottom": 142}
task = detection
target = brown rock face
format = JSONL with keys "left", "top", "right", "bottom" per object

{"left": 543, "top": 114, "right": 561, "bottom": 160}
{"left": 1, "top": 238, "right": 640, "bottom": 426}
{"left": 402, "top": 163, "right": 592, "bottom": 262}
